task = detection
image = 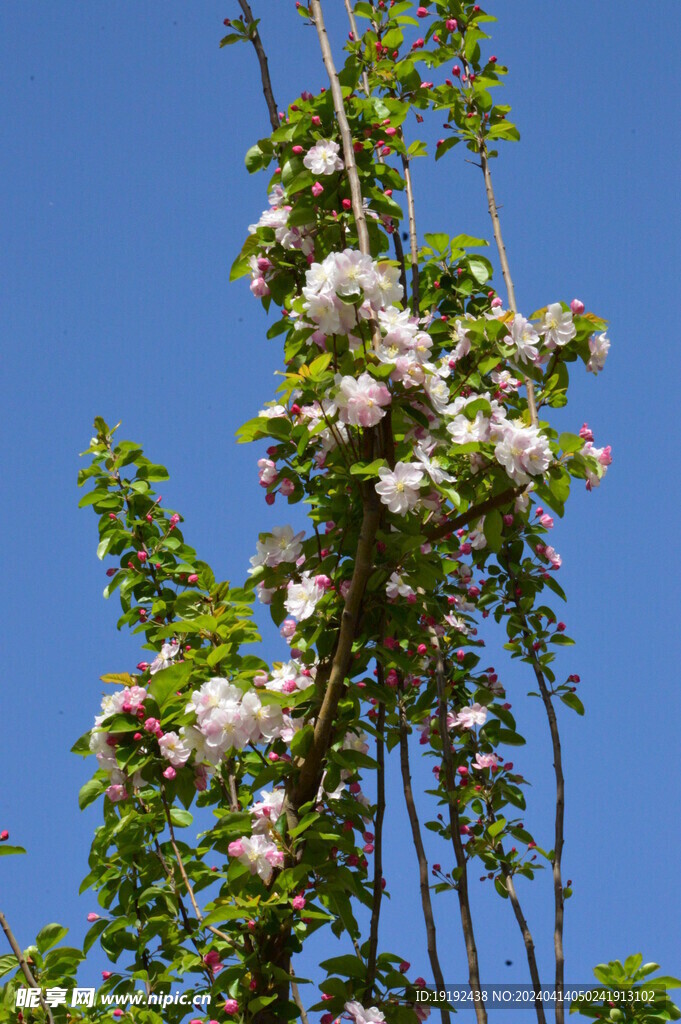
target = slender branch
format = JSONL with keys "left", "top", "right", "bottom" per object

{"left": 426, "top": 485, "right": 520, "bottom": 543}
{"left": 477, "top": 144, "right": 538, "bottom": 426}
{"left": 343, "top": 0, "right": 370, "bottom": 95}
{"left": 366, "top": 695, "right": 386, "bottom": 996}
{"left": 485, "top": 804, "right": 546, "bottom": 1024}
{"left": 401, "top": 152, "right": 420, "bottom": 313}
{"left": 0, "top": 910, "right": 55, "bottom": 1024}
{"left": 291, "top": 485, "right": 381, "bottom": 809}
{"left": 504, "top": 562, "right": 565, "bottom": 1024}
{"left": 397, "top": 693, "right": 451, "bottom": 1024}
{"left": 500, "top": 867, "right": 546, "bottom": 1024}
{"left": 161, "top": 787, "right": 204, "bottom": 923}
{"left": 290, "top": 962, "right": 310, "bottom": 1024}
{"left": 434, "top": 653, "right": 487, "bottom": 1024}
{"left": 341, "top": 2, "right": 409, "bottom": 302}
{"left": 236, "top": 0, "right": 280, "bottom": 131}
{"left": 309, "top": 0, "right": 371, "bottom": 256}
{"left": 457, "top": 53, "right": 538, "bottom": 426}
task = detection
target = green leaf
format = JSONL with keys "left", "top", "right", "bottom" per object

{"left": 488, "top": 817, "right": 506, "bottom": 839}
{"left": 148, "top": 661, "right": 192, "bottom": 708}
{"left": 0, "top": 954, "right": 18, "bottom": 978}
{"left": 560, "top": 693, "right": 585, "bottom": 716}
{"left": 0, "top": 846, "right": 26, "bottom": 857}
{"left": 319, "top": 954, "right": 366, "bottom": 979}
{"left": 78, "top": 778, "right": 106, "bottom": 810}
{"left": 169, "top": 808, "right": 193, "bottom": 828}
{"left": 36, "top": 924, "right": 68, "bottom": 954}
{"left": 483, "top": 509, "right": 503, "bottom": 553}
{"left": 349, "top": 459, "right": 387, "bottom": 479}
{"left": 559, "top": 432, "right": 584, "bottom": 455}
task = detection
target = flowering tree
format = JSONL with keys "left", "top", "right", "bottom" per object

{"left": 1, "top": 3, "right": 679, "bottom": 1024}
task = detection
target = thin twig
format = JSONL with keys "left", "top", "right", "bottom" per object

{"left": 0, "top": 910, "right": 55, "bottom": 1024}
{"left": 160, "top": 787, "right": 204, "bottom": 923}
{"left": 426, "top": 485, "right": 521, "bottom": 543}
{"left": 291, "top": 487, "right": 381, "bottom": 809}
{"left": 309, "top": 0, "right": 371, "bottom": 256}
{"left": 485, "top": 804, "right": 546, "bottom": 1024}
{"left": 401, "top": 152, "right": 420, "bottom": 313}
{"left": 434, "top": 652, "right": 487, "bottom": 1024}
{"left": 366, "top": 694, "right": 386, "bottom": 996}
{"left": 236, "top": 0, "right": 280, "bottom": 131}
{"left": 342, "top": 2, "right": 409, "bottom": 303}
{"left": 457, "top": 54, "right": 538, "bottom": 425}
{"left": 290, "top": 962, "right": 310, "bottom": 1024}
{"left": 504, "top": 560, "right": 565, "bottom": 1024}
{"left": 478, "top": 147, "right": 538, "bottom": 426}
{"left": 398, "top": 692, "right": 451, "bottom": 1024}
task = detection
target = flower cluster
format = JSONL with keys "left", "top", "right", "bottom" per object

{"left": 180, "top": 677, "right": 291, "bottom": 766}
{"left": 248, "top": 185, "right": 314, "bottom": 296}
{"left": 227, "top": 787, "right": 287, "bottom": 881}
{"left": 301, "top": 248, "right": 403, "bottom": 335}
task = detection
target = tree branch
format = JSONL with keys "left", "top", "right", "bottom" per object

{"left": 0, "top": 910, "right": 55, "bottom": 1024}
{"left": 504, "top": 563, "right": 565, "bottom": 1024}
{"left": 434, "top": 653, "right": 487, "bottom": 1024}
{"left": 309, "top": 0, "right": 371, "bottom": 256}
{"left": 401, "top": 152, "right": 420, "bottom": 314}
{"left": 290, "top": 962, "right": 310, "bottom": 1024}
{"left": 235, "top": 0, "right": 280, "bottom": 131}
{"left": 477, "top": 144, "right": 538, "bottom": 427}
{"left": 425, "top": 485, "right": 520, "bottom": 543}
{"left": 366, "top": 695, "right": 386, "bottom": 996}
{"left": 485, "top": 803, "right": 546, "bottom": 1024}
{"left": 398, "top": 693, "right": 451, "bottom": 1024}
{"left": 291, "top": 486, "right": 381, "bottom": 808}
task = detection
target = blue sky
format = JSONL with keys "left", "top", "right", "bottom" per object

{"left": 1, "top": 1, "right": 680, "bottom": 1018}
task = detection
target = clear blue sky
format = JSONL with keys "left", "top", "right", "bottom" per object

{"left": 1, "top": 1, "right": 680, "bottom": 1019}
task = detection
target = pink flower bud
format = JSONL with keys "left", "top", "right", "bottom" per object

{"left": 570, "top": 298, "right": 585, "bottom": 315}
{"left": 102, "top": 971, "right": 112, "bottom": 980}
{"left": 311, "top": 181, "right": 324, "bottom": 197}
{"left": 187, "top": 573, "right": 198, "bottom": 583}
{"left": 87, "top": 912, "right": 100, "bottom": 922}
{"left": 162, "top": 766, "right": 176, "bottom": 780}
{"left": 144, "top": 717, "right": 160, "bottom": 733}
{"left": 292, "top": 895, "right": 306, "bottom": 910}
{"left": 137, "top": 550, "right": 147, "bottom": 562}
{"left": 446, "top": 18, "right": 458, "bottom": 30}
{"left": 400, "top": 960, "right": 411, "bottom": 972}
{"left": 224, "top": 1000, "right": 239, "bottom": 1016}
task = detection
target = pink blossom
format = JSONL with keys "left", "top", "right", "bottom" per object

{"left": 311, "top": 181, "right": 324, "bottom": 197}
{"left": 448, "top": 703, "right": 488, "bottom": 730}
{"left": 257, "top": 458, "right": 278, "bottom": 487}
{"left": 473, "top": 753, "right": 499, "bottom": 770}
{"left": 105, "top": 783, "right": 128, "bottom": 803}
{"left": 292, "top": 895, "right": 306, "bottom": 910}
{"left": 203, "top": 950, "right": 224, "bottom": 974}
{"left": 336, "top": 372, "right": 391, "bottom": 428}
{"left": 162, "top": 766, "right": 176, "bottom": 780}
{"left": 224, "top": 1000, "right": 239, "bottom": 1016}
{"left": 344, "top": 1000, "right": 386, "bottom": 1024}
